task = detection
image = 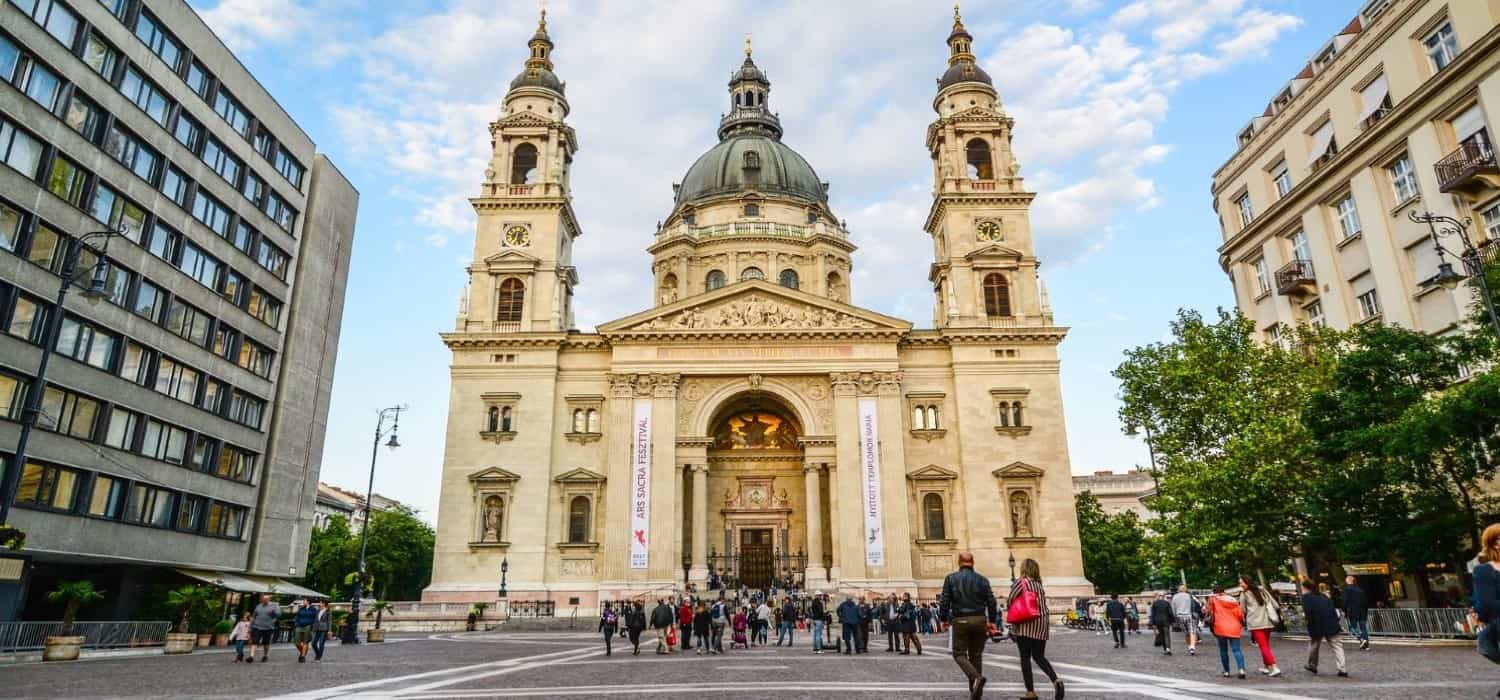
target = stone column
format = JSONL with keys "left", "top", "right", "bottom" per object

{"left": 830, "top": 372, "right": 863, "bottom": 582}
{"left": 602, "top": 374, "right": 640, "bottom": 582}
{"left": 649, "top": 374, "right": 681, "bottom": 583}
{"left": 803, "top": 462, "right": 827, "bottom": 585}
{"left": 874, "top": 372, "right": 915, "bottom": 583}
{"left": 689, "top": 464, "right": 709, "bottom": 585}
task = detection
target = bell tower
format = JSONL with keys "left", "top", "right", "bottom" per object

{"left": 461, "top": 8, "right": 582, "bottom": 333}
{"left": 924, "top": 5, "right": 1050, "bottom": 330}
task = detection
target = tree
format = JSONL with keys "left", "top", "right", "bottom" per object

{"left": 165, "top": 585, "right": 217, "bottom": 634}
{"left": 1114, "top": 309, "right": 1344, "bottom": 583}
{"left": 1075, "top": 492, "right": 1149, "bottom": 594}
{"left": 301, "top": 506, "right": 435, "bottom": 601}
{"left": 47, "top": 581, "right": 105, "bottom": 636}
{"left": 305, "top": 515, "right": 357, "bottom": 599}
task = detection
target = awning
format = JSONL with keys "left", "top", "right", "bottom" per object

{"left": 176, "top": 568, "right": 327, "bottom": 599}
{"left": 1355, "top": 75, "right": 1389, "bottom": 124}
{"left": 1305, "top": 122, "right": 1336, "bottom": 168}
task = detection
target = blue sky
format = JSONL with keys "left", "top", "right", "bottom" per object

{"left": 189, "top": 0, "right": 1359, "bottom": 521}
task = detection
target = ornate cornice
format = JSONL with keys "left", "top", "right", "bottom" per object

{"left": 923, "top": 194, "right": 1036, "bottom": 234}
{"left": 442, "top": 332, "right": 568, "bottom": 349}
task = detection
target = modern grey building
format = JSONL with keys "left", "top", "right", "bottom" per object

{"left": 0, "top": 0, "right": 357, "bottom": 619}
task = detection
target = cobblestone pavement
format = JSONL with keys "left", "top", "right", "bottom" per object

{"left": 3, "top": 626, "right": 1495, "bottom": 699}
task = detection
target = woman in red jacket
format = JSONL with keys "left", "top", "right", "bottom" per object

{"left": 1206, "top": 585, "right": 1247, "bottom": 679}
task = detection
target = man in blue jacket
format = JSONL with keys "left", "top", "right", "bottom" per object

{"left": 1340, "top": 576, "right": 1370, "bottom": 650}
{"left": 1300, "top": 579, "right": 1348, "bottom": 677}
{"left": 837, "top": 595, "right": 860, "bottom": 654}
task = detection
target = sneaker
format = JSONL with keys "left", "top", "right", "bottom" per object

{"left": 1188, "top": 648, "right": 1196, "bottom": 656}
{"left": 298, "top": 656, "right": 305, "bottom": 663}
{"left": 245, "top": 657, "right": 254, "bottom": 664}
{"left": 1237, "top": 670, "right": 1246, "bottom": 679}
{"left": 1337, "top": 671, "right": 1348, "bottom": 678}
{"left": 1260, "top": 668, "right": 1269, "bottom": 675}
{"left": 1222, "top": 672, "right": 1231, "bottom": 678}
{"left": 1304, "top": 664, "right": 1317, "bottom": 675}
{"left": 1268, "top": 666, "right": 1282, "bottom": 678}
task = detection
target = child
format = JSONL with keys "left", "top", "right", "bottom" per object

{"left": 230, "top": 612, "right": 252, "bottom": 662}
{"left": 731, "top": 607, "right": 749, "bottom": 650}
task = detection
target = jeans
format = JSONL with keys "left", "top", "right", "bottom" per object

{"left": 1347, "top": 619, "right": 1369, "bottom": 642}
{"left": 886, "top": 623, "right": 901, "bottom": 651}
{"left": 602, "top": 627, "right": 615, "bottom": 654}
{"left": 234, "top": 639, "right": 246, "bottom": 660}
{"left": 950, "top": 615, "right": 989, "bottom": 683}
{"left": 1015, "top": 635, "right": 1058, "bottom": 692}
{"left": 778, "top": 621, "right": 793, "bottom": 645}
{"left": 841, "top": 623, "right": 858, "bottom": 652}
{"left": 1217, "top": 636, "right": 1245, "bottom": 672}
{"left": 811, "top": 620, "right": 824, "bottom": 651}
{"left": 711, "top": 623, "right": 725, "bottom": 653}
{"left": 1478, "top": 622, "right": 1500, "bottom": 664}
{"left": 1250, "top": 628, "right": 1276, "bottom": 666}
{"left": 312, "top": 630, "right": 327, "bottom": 660}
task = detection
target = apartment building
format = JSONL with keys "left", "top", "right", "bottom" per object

{"left": 1212, "top": 0, "right": 1500, "bottom": 344}
{"left": 0, "top": 0, "right": 356, "bottom": 619}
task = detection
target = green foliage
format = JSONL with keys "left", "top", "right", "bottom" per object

{"left": 165, "top": 585, "right": 218, "bottom": 634}
{"left": 212, "top": 619, "right": 235, "bottom": 634}
{"left": 471, "top": 602, "right": 489, "bottom": 618}
{"left": 302, "top": 507, "right": 434, "bottom": 602}
{"left": 370, "top": 600, "right": 394, "bottom": 629}
{"left": 1075, "top": 492, "right": 1149, "bottom": 593}
{"left": 47, "top": 580, "right": 105, "bottom": 636}
{"left": 0, "top": 524, "right": 25, "bottom": 550}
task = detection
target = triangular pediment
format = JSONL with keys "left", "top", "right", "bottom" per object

{"left": 598, "top": 279, "right": 912, "bottom": 334}
{"left": 949, "top": 105, "right": 1007, "bottom": 122}
{"left": 992, "top": 461, "right": 1045, "bottom": 479}
{"left": 553, "top": 467, "right": 606, "bottom": 484}
{"left": 493, "top": 111, "right": 558, "bottom": 128}
{"left": 480, "top": 249, "right": 542, "bottom": 272}
{"left": 907, "top": 465, "right": 958, "bottom": 481}
{"left": 964, "top": 244, "right": 1026, "bottom": 262}
{"left": 468, "top": 466, "right": 522, "bottom": 483}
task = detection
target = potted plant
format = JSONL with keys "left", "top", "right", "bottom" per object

{"left": 164, "top": 585, "right": 210, "bottom": 654}
{"left": 211, "top": 618, "right": 234, "bottom": 647}
{"left": 43, "top": 580, "right": 104, "bottom": 661}
{"left": 330, "top": 609, "right": 348, "bottom": 639}
{"left": 366, "top": 601, "right": 393, "bottom": 642}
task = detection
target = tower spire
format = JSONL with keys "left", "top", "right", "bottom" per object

{"left": 721, "top": 40, "right": 781, "bottom": 140}
{"left": 745, "top": 32, "right": 752, "bottom": 57}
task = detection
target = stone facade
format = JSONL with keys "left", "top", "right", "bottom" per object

{"left": 424, "top": 9, "right": 1090, "bottom": 607}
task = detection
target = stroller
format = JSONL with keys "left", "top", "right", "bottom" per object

{"left": 730, "top": 612, "right": 749, "bottom": 650}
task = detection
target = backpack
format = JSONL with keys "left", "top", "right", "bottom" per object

{"left": 603, "top": 609, "right": 618, "bottom": 626}
{"left": 712, "top": 602, "right": 726, "bottom": 624}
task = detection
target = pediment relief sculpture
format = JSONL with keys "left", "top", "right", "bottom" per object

{"left": 638, "top": 294, "right": 877, "bottom": 331}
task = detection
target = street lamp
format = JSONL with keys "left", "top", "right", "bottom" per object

{"left": 1008, "top": 552, "right": 1017, "bottom": 582}
{"left": 343, "top": 404, "right": 407, "bottom": 644}
{"left": 0, "top": 227, "right": 122, "bottom": 527}
{"left": 1410, "top": 210, "right": 1500, "bottom": 343}
{"left": 498, "top": 557, "right": 509, "bottom": 599}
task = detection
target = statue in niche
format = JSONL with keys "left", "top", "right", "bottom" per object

{"left": 483, "top": 495, "right": 504, "bottom": 541}
{"left": 723, "top": 488, "right": 737, "bottom": 507}
{"left": 1010, "top": 491, "right": 1033, "bottom": 538}
{"left": 774, "top": 488, "right": 789, "bottom": 508}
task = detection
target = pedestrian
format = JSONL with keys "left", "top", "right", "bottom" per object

{"left": 1105, "top": 593, "right": 1127, "bottom": 649}
{"left": 884, "top": 594, "right": 903, "bottom": 652}
{"left": 678, "top": 598, "right": 694, "bottom": 651}
{"left": 1300, "top": 579, "right": 1348, "bottom": 677}
{"left": 836, "top": 594, "right": 860, "bottom": 654}
{"left": 899, "top": 592, "right": 923, "bottom": 655}
{"left": 1472, "top": 523, "right": 1500, "bottom": 666}
{"left": 630, "top": 602, "right": 649, "bottom": 655}
{"left": 1341, "top": 576, "right": 1370, "bottom": 651}
{"left": 1125, "top": 597, "right": 1140, "bottom": 634}
{"left": 1205, "top": 585, "right": 1246, "bottom": 679}
{"left": 1088, "top": 599, "right": 1103, "bottom": 634}
{"left": 918, "top": 602, "right": 932, "bottom": 634}
{"left": 292, "top": 599, "right": 317, "bottom": 663}
{"left": 731, "top": 606, "right": 749, "bottom": 649}
{"left": 940, "top": 551, "right": 1001, "bottom": 700}
{"left": 755, "top": 598, "right": 772, "bottom": 646}
{"left": 857, "top": 596, "right": 873, "bottom": 653}
{"left": 230, "top": 611, "right": 252, "bottom": 663}
{"left": 692, "top": 601, "right": 711, "bottom": 654}
{"left": 312, "top": 600, "right": 331, "bottom": 661}
{"left": 1170, "top": 584, "right": 1199, "bottom": 656}
{"left": 248, "top": 594, "right": 279, "bottom": 662}
{"left": 1235, "top": 575, "right": 1281, "bottom": 676}
{"left": 809, "top": 594, "right": 827, "bottom": 654}
{"left": 650, "top": 598, "right": 674, "bottom": 655}
{"left": 1007, "top": 558, "right": 1062, "bottom": 700}
{"left": 599, "top": 602, "right": 619, "bottom": 656}
{"left": 1149, "top": 593, "right": 1174, "bottom": 655}
{"left": 710, "top": 597, "right": 728, "bottom": 654}
{"left": 466, "top": 610, "right": 477, "bottom": 632}
{"left": 779, "top": 597, "right": 797, "bottom": 647}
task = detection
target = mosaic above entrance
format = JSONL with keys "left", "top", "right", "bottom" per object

{"left": 712, "top": 412, "right": 800, "bottom": 450}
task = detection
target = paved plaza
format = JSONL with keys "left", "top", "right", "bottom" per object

{"left": 2, "top": 626, "right": 1495, "bottom": 699}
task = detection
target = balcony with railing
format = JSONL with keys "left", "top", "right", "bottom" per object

{"left": 661, "top": 220, "right": 849, "bottom": 241}
{"left": 1275, "top": 259, "right": 1316, "bottom": 297}
{"left": 1436, "top": 140, "right": 1500, "bottom": 197}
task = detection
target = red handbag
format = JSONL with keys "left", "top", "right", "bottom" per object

{"left": 1006, "top": 580, "right": 1042, "bottom": 625}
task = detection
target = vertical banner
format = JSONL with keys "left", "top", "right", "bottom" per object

{"left": 857, "top": 397, "right": 885, "bottom": 567}
{"left": 629, "top": 399, "right": 653, "bottom": 570}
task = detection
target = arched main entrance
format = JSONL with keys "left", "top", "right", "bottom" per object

{"left": 704, "top": 394, "right": 806, "bottom": 591}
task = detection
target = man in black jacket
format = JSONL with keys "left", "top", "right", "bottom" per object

{"left": 1341, "top": 576, "right": 1370, "bottom": 650}
{"left": 1148, "top": 593, "right": 1175, "bottom": 655}
{"left": 650, "top": 598, "right": 675, "bottom": 654}
{"left": 1105, "top": 593, "right": 1128, "bottom": 648}
{"left": 940, "top": 552, "right": 998, "bottom": 700}
{"left": 809, "top": 595, "right": 827, "bottom": 654}
{"left": 1301, "top": 579, "right": 1348, "bottom": 677}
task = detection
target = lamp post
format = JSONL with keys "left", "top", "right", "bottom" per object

{"left": 1410, "top": 210, "right": 1500, "bottom": 343}
{"left": 0, "top": 227, "right": 122, "bottom": 527}
{"left": 1008, "top": 552, "right": 1017, "bottom": 582}
{"left": 343, "top": 405, "right": 405, "bottom": 644}
{"left": 498, "top": 557, "right": 509, "bottom": 599}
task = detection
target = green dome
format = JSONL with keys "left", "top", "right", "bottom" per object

{"left": 676, "top": 134, "right": 826, "bottom": 206}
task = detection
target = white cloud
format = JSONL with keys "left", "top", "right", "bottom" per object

{"left": 196, "top": 0, "right": 312, "bottom": 50}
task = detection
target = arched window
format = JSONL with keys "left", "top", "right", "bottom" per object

{"left": 510, "top": 143, "right": 538, "bottom": 185}
{"left": 1012, "top": 402, "right": 1024, "bottom": 427}
{"left": 743, "top": 203, "right": 760, "bottom": 217}
{"left": 740, "top": 267, "right": 764, "bottom": 281}
{"left": 487, "top": 407, "right": 499, "bottom": 432}
{"left": 912, "top": 406, "right": 927, "bottom": 430}
{"left": 497, "top": 279, "right": 525, "bottom": 322}
{"left": 983, "top": 273, "right": 1011, "bottom": 318}
{"left": 572, "top": 409, "right": 586, "bottom": 433}
{"left": 926, "top": 405, "right": 939, "bottom": 430}
{"left": 966, "top": 138, "right": 994, "bottom": 180}
{"left": 567, "top": 496, "right": 591, "bottom": 543}
{"left": 586, "top": 409, "right": 599, "bottom": 433}
{"left": 997, "top": 401, "right": 1010, "bottom": 427}
{"left": 705, "top": 270, "right": 726, "bottom": 290}
{"left": 500, "top": 406, "right": 513, "bottom": 432}
{"left": 923, "top": 493, "right": 946, "bottom": 540}
{"left": 779, "top": 269, "right": 799, "bottom": 289}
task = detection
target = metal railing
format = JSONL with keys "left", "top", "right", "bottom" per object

{"left": 1275, "top": 259, "right": 1316, "bottom": 295}
{"left": 0, "top": 621, "right": 174, "bottom": 653}
{"left": 1436, "top": 139, "right": 1497, "bottom": 192}
{"left": 506, "top": 600, "right": 555, "bottom": 619}
{"left": 1278, "top": 606, "right": 1474, "bottom": 640}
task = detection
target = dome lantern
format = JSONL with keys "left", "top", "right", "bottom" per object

{"left": 937, "top": 3, "right": 993, "bottom": 90}
{"left": 509, "top": 7, "right": 566, "bottom": 95}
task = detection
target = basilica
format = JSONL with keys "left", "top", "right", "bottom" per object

{"left": 423, "top": 7, "right": 1091, "bottom": 607}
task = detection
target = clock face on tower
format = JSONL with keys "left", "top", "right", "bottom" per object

{"left": 504, "top": 225, "right": 531, "bottom": 247}
{"left": 976, "top": 219, "right": 1002, "bottom": 242}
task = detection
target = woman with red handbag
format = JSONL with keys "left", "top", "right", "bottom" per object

{"left": 1008, "top": 558, "right": 1064, "bottom": 700}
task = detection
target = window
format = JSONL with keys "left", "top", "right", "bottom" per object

{"left": 140, "top": 418, "right": 188, "bottom": 464}
{"left": 206, "top": 502, "right": 245, "bottom": 538}
{"left": 241, "top": 172, "right": 265, "bottom": 206}
{"left": 965, "top": 138, "right": 993, "bottom": 179}
{"left": 742, "top": 202, "right": 760, "bottom": 217}
{"left": 201, "top": 378, "right": 227, "bottom": 414}
{"left": 212, "top": 324, "right": 238, "bottom": 360}
{"left": 160, "top": 165, "right": 190, "bottom": 206}
{"left": 118, "top": 342, "right": 151, "bottom": 385}
{"left": 1388, "top": 155, "right": 1419, "bottom": 203}
{"left": 37, "top": 385, "right": 99, "bottom": 439}
{"left": 1252, "top": 258, "right": 1271, "bottom": 296}
{"left": 213, "top": 89, "right": 251, "bottom": 138}
{"left": 104, "top": 407, "right": 139, "bottom": 449}
{"left": 1289, "top": 230, "right": 1312, "bottom": 265}
{"left": 6, "top": 295, "right": 43, "bottom": 342}
{"left": 15, "top": 461, "right": 79, "bottom": 512}
{"left": 46, "top": 155, "right": 87, "bottom": 206}
{"left": 147, "top": 224, "right": 178, "bottom": 262}
{"left": 705, "top": 270, "right": 726, "bottom": 290}
{"left": 246, "top": 287, "right": 282, "bottom": 327}
{"left": 0, "top": 35, "right": 15, "bottom": 83}
{"left": 274, "top": 148, "right": 304, "bottom": 188}
{"left": 253, "top": 127, "right": 274, "bottom": 159}
{"left": 256, "top": 239, "right": 288, "bottom": 279}
{"left": 923, "top": 493, "right": 946, "bottom": 540}
{"left": 172, "top": 112, "right": 203, "bottom": 152}
{"left": 154, "top": 356, "right": 200, "bottom": 404}
{"left": 120, "top": 66, "right": 171, "bottom": 126}
{"left": 1424, "top": 22, "right": 1459, "bottom": 71}
{"left": 1306, "top": 121, "right": 1337, "bottom": 169}
{"left": 228, "top": 391, "right": 265, "bottom": 429}
{"left": 221, "top": 270, "right": 244, "bottom": 306}
{"left": 164, "top": 300, "right": 211, "bottom": 346}
{"left": 569, "top": 408, "right": 600, "bottom": 434}
{"left": 202, "top": 138, "right": 243, "bottom": 185}
{"left": 1272, "top": 161, "right": 1292, "bottom": 198}
{"left": 238, "top": 339, "right": 272, "bottom": 377}
{"left": 87, "top": 475, "right": 127, "bottom": 519}
{"left": 1452, "top": 104, "right": 1491, "bottom": 154}
{"left": 0, "top": 200, "right": 21, "bottom": 252}
{"left": 1357, "top": 74, "right": 1391, "bottom": 128}
{"left": 567, "top": 496, "right": 591, "bottom": 544}
{"left": 486, "top": 406, "right": 499, "bottom": 432}
{"left": 88, "top": 184, "right": 147, "bottom": 244}
{"left": 55, "top": 315, "right": 116, "bottom": 370}
{"left": 1335, "top": 193, "right": 1362, "bottom": 239}
{"left": 20, "top": 59, "right": 61, "bottom": 110}
{"left": 126, "top": 483, "right": 174, "bottom": 527}
{"left": 20, "top": 0, "right": 79, "bottom": 46}
{"left": 510, "top": 143, "right": 537, "bottom": 184}
{"left": 263, "top": 193, "right": 296, "bottom": 232}
{"left": 133, "top": 10, "right": 183, "bottom": 71}
{"left": 1406, "top": 239, "right": 1443, "bottom": 287}
{"left": 1235, "top": 193, "right": 1253, "bottom": 227}
{"left": 778, "top": 269, "right": 799, "bottom": 289}
{"left": 983, "top": 273, "right": 1012, "bottom": 317}
{"left": 739, "top": 267, "right": 764, "bottom": 281}
{"left": 63, "top": 92, "right": 106, "bottom": 142}
{"left": 0, "top": 371, "right": 21, "bottom": 418}
{"left": 175, "top": 495, "right": 204, "bottom": 532}
{"left": 215, "top": 445, "right": 255, "bottom": 481}
{"left": 25, "top": 225, "right": 62, "bottom": 272}
{"left": 189, "top": 434, "right": 217, "bottom": 471}
{"left": 996, "top": 400, "right": 1025, "bottom": 427}
{"left": 192, "top": 192, "right": 231, "bottom": 236}
{"left": 1483, "top": 201, "right": 1500, "bottom": 241}
{"left": 1265, "top": 323, "right": 1286, "bottom": 350}
{"left": 178, "top": 241, "right": 222, "bottom": 290}
{"left": 0, "top": 119, "right": 44, "bottom": 178}
{"left": 185, "top": 60, "right": 212, "bottom": 99}
{"left": 1354, "top": 275, "right": 1381, "bottom": 320}
{"left": 496, "top": 279, "right": 525, "bottom": 323}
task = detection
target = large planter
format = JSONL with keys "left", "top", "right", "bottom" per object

{"left": 195, "top": 633, "right": 211, "bottom": 647}
{"left": 212, "top": 633, "right": 229, "bottom": 647}
{"left": 163, "top": 632, "right": 197, "bottom": 654}
{"left": 366, "top": 628, "right": 386, "bottom": 643}
{"left": 42, "top": 635, "right": 84, "bottom": 662}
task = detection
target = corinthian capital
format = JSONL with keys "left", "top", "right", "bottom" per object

{"left": 653, "top": 373, "right": 682, "bottom": 398}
